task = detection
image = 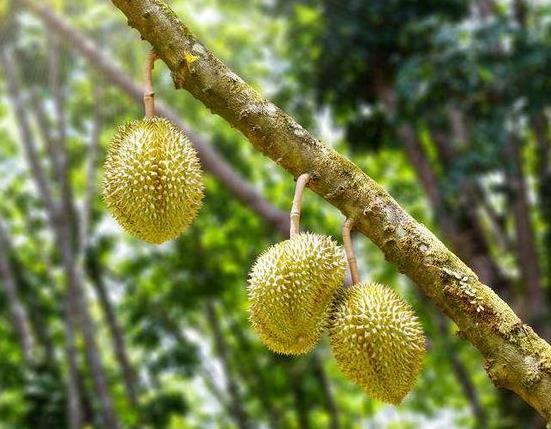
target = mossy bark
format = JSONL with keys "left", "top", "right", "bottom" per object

{"left": 111, "top": 0, "right": 551, "bottom": 420}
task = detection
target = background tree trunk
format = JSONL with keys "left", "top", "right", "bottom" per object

{"left": 504, "top": 134, "right": 548, "bottom": 335}
{"left": 204, "top": 301, "right": 252, "bottom": 429}
{"left": 0, "top": 221, "right": 35, "bottom": 363}
{"left": 85, "top": 250, "right": 139, "bottom": 408}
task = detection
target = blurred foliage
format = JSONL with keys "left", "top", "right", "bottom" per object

{"left": 0, "top": 0, "right": 549, "bottom": 428}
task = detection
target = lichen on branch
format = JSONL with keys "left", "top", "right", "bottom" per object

{"left": 111, "top": 0, "right": 551, "bottom": 420}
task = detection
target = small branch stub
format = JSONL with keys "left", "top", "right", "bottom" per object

{"left": 289, "top": 173, "right": 310, "bottom": 237}
{"left": 343, "top": 218, "right": 360, "bottom": 284}
{"left": 143, "top": 50, "right": 158, "bottom": 117}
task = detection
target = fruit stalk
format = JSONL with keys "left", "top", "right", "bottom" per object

{"left": 143, "top": 50, "right": 158, "bottom": 118}
{"left": 342, "top": 219, "right": 360, "bottom": 285}
{"left": 289, "top": 173, "right": 310, "bottom": 237}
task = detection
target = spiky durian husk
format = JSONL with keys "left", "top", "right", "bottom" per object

{"left": 329, "top": 282, "right": 425, "bottom": 404}
{"left": 248, "top": 233, "right": 346, "bottom": 355}
{"left": 103, "top": 117, "right": 204, "bottom": 244}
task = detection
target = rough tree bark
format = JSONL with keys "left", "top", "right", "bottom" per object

{"left": 108, "top": 0, "right": 551, "bottom": 420}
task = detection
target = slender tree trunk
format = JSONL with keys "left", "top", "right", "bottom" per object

{"left": 0, "top": 47, "right": 86, "bottom": 429}
{"left": 469, "top": 183, "right": 514, "bottom": 256}
{"left": 80, "top": 83, "right": 103, "bottom": 253}
{"left": 25, "top": 288, "right": 56, "bottom": 364}
{"left": 85, "top": 250, "right": 139, "bottom": 408}
{"left": 58, "top": 215, "right": 121, "bottom": 429}
{"left": 15, "top": 203, "right": 58, "bottom": 365}
{"left": 532, "top": 115, "right": 551, "bottom": 293}
{"left": 63, "top": 293, "right": 86, "bottom": 429}
{"left": 2, "top": 44, "right": 120, "bottom": 429}
{"left": 0, "top": 222, "right": 35, "bottom": 363}
{"left": 75, "top": 79, "right": 139, "bottom": 409}
{"left": 47, "top": 34, "right": 78, "bottom": 244}
{"left": 435, "top": 314, "right": 487, "bottom": 428}
{"left": 286, "top": 362, "right": 311, "bottom": 429}
{"left": 48, "top": 35, "right": 121, "bottom": 429}
{"left": 311, "top": 354, "right": 341, "bottom": 429}
{"left": 504, "top": 135, "right": 548, "bottom": 335}
{"left": 227, "top": 315, "right": 282, "bottom": 429}
{"left": 204, "top": 301, "right": 252, "bottom": 429}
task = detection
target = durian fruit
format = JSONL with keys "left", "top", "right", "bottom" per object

{"left": 103, "top": 117, "right": 203, "bottom": 244}
{"left": 248, "top": 232, "right": 346, "bottom": 355}
{"left": 329, "top": 282, "right": 425, "bottom": 404}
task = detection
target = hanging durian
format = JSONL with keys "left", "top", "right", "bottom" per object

{"left": 247, "top": 174, "right": 346, "bottom": 355}
{"left": 103, "top": 51, "right": 204, "bottom": 244}
{"left": 328, "top": 219, "right": 425, "bottom": 404}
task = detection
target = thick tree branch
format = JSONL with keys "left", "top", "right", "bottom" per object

{"left": 109, "top": 0, "right": 551, "bottom": 420}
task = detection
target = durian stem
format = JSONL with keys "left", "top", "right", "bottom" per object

{"left": 290, "top": 173, "right": 310, "bottom": 237}
{"left": 143, "top": 50, "right": 158, "bottom": 118}
{"left": 343, "top": 219, "right": 361, "bottom": 284}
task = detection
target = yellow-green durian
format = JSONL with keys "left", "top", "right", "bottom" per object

{"left": 248, "top": 232, "right": 346, "bottom": 355}
{"left": 103, "top": 117, "right": 203, "bottom": 244}
{"left": 329, "top": 282, "right": 425, "bottom": 404}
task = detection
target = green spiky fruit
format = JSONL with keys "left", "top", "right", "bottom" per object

{"left": 248, "top": 232, "right": 346, "bottom": 355}
{"left": 103, "top": 117, "right": 203, "bottom": 244}
{"left": 329, "top": 282, "right": 425, "bottom": 404}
